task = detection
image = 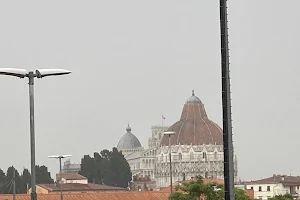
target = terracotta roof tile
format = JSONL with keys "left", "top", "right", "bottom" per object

{"left": 56, "top": 173, "right": 86, "bottom": 180}
{"left": 39, "top": 183, "right": 126, "bottom": 192}
{"left": 0, "top": 192, "right": 169, "bottom": 200}
{"left": 244, "top": 174, "right": 300, "bottom": 185}
{"left": 161, "top": 93, "right": 223, "bottom": 146}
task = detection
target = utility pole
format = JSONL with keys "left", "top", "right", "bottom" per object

{"left": 219, "top": 0, "right": 235, "bottom": 200}
{"left": 163, "top": 131, "right": 175, "bottom": 194}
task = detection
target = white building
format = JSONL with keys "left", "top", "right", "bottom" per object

{"left": 117, "top": 91, "right": 238, "bottom": 189}
{"left": 57, "top": 173, "right": 88, "bottom": 184}
{"left": 61, "top": 159, "right": 81, "bottom": 173}
{"left": 244, "top": 174, "right": 300, "bottom": 200}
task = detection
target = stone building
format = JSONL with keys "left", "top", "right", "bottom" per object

{"left": 116, "top": 91, "right": 238, "bottom": 189}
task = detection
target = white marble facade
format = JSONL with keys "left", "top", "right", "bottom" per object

{"left": 118, "top": 92, "right": 238, "bottom": 189}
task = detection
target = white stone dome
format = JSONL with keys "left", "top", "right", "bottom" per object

{"left": 117, "top": 125, "right": 142, "bottom": 150}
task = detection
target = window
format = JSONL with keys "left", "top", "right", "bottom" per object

{"left": 259, "top": 186, "right": 262, "bottom": 191}
{"left": 179, "top": 153, "right": 182, "bottom": 160}
{"left": 267, "top": 186, "right": 270, "bottom": 191}
{"left": 203, "top": 152, "right": 207, "bottom": 159}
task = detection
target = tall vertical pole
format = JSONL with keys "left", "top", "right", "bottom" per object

{"left": 28, "top": 72, "right": 37, "bottom": 200}
{"left": 59, "top": 157, "right": 63, "bottom": 200}
{"left": 13, "top": 168, "right": 16, "bottom": 200}
{"left": 169, "top": 135, "right": 173, "bottom": 194}
{"left": 219, "top": 0, "right": 235, "bottom": 199}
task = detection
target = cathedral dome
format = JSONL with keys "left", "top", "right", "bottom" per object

{"left": 117, "top": 125, "right": 142, "bottom": 150}
{"left": 160, "top": 90, "right": 223, "bottom": 146}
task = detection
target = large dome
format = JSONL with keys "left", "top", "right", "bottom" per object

{"left": 160, "top": 91, "right": 223, "bottom": 146}
{"left": 117, "top": 125, "right": 142, "bottom": 150}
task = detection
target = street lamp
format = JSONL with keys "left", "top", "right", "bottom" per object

{"left": 48, "top": 155, "right": 72, "bottom": 200}
{"left": 0, "top": 68, "right": 71, "bottom": 200}
{"left": 164, "top": 131, "right": 176, "bottom": 194}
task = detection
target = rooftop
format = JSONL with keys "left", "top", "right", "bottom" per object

{"left": 160, "top": 90, "right": 223, "bottom": 146}
{"left": 0, "top": 192, "right": 169, "bottom": 200}
{"left": 38, "top": 183, "right": 126, "bottom": 192}
{"left": 244, "top": 174, "right": 300, "bottom": 186}
{"left": 56, "top": 173, "right": 87, "bottom": 180}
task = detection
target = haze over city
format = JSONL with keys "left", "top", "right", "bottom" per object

{"left": 0, "top": 0, "right": 299, "bottom": 184}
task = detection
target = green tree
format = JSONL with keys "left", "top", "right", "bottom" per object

{"left": 0, "top": 168, "right": 6, "bottom": 193}
{"left": 169, "top": 176, "right": 251, "bottom": 200}
{"left": 79, "top": 147, "right": 132, "bottom": 188}
{"left": 268, "top": 194, "right": 293, "bottom": 200}
{"left": 109, "top": 147, "right": 132, "bottom": 188}
{"left": 35, "top": 165, "right": 54, "bottom": 184}
{"left": 79, "top": 155, "right": 96, "bottom": 183}
{"left": 19, "top": 168, "right": 31, "bottom": 193}
{"left": 4, "top": 166, "right": 22, "bottom": 194}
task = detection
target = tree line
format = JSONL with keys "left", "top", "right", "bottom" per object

{"left": 0, "top": 147, "right": 132, "bottom": 194}
{"left": 0, "top": 165, "right": 53, "bottom": 194}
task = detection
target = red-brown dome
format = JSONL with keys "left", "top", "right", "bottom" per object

{"left": 160, "top": 91, "right": 223, "bottom": 146}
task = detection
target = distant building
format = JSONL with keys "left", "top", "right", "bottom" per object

{"left": 243, "top": 174, "right": 300, "bottom": 200}
{"left": 56, "top": 173, "right": 88, "bottom": 184}
{"left": 28, "top": 173, "right": 126, "bottom": 194}
{"left": 61, "top": 159, "right": 80, "bottom": 173}
{"left": 148, "top": 126, "right": 169, "bottom": 149}
{"left": 117, "top": 91, "right": 238, "bottom": 189}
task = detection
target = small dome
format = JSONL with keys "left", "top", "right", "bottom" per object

{"left": 186, "top": 90, "right": 202, "bottom": 104}
{"left": 117, "top": 125, "right": 142, "bottom": 150}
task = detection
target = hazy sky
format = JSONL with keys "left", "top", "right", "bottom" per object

{"left": 0, "top": 1, "right": 299, "bottom": 181}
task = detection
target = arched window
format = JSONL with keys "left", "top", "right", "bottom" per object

{"left": 179, "top": 153, "right": 182, "bottom": 160}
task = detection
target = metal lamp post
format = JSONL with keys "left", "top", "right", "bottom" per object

{"left": 164, "top": 131, "right": 176, "bottom": 194}
{"left": 48, "top": 155, "right": 72, "bottom": 200}
{"left": 0, "top": 68, "right": 71, "bottom": 200}
{"left": 219, "top": 1, "right": 235, "bottom": 200}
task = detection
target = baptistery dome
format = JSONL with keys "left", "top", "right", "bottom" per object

{"left": 117, "top": 125, "right": 142, "bottom": 150}
{"left": 160, "top": 90, "right": 223, "bottom": 146}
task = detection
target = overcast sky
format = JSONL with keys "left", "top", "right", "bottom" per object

{"left": 0, "top": 0, "right": 299, "bottom": 181}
